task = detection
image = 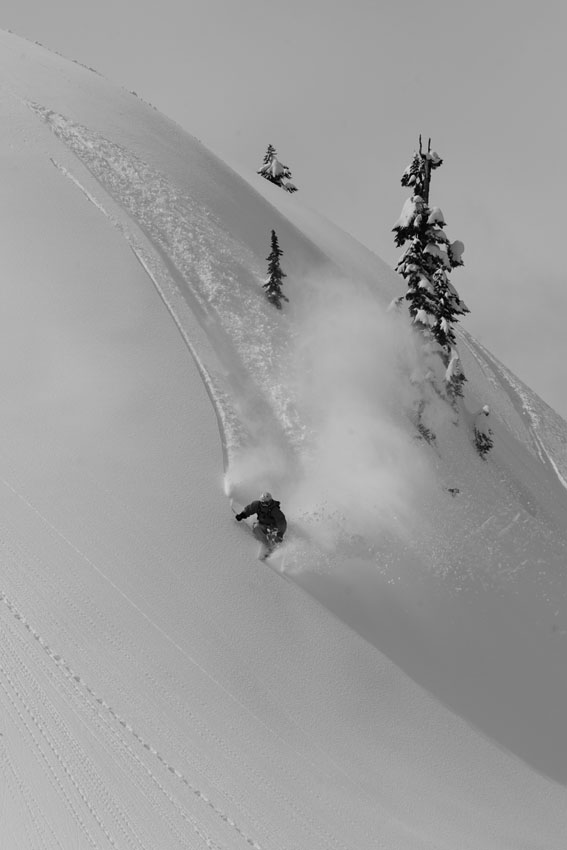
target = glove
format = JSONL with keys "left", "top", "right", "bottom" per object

{"left": 235, "top": 513, "right": 244, "bottom": 521}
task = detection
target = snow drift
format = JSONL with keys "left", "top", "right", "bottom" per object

{"left": 0, "top": 29, "right": 566, "bottom": 850}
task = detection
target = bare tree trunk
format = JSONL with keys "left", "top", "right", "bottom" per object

{"left": 419, "top": 135, "right": 432, "bottom": 204}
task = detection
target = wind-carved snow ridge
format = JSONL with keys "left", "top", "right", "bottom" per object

{"left": 28, "top": 102, "right": 302, "bottom": 461}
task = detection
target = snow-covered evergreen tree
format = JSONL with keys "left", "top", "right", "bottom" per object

{"left": 473, "top": 405, "right": 494, "bottom": 458}
{"left": 393, "top": 137, "right": 468, "bottom": 390}
{"left": 263, "top": 230, "right": 289, "bottom": 309}
{"left": 261, "top": 144, "right": 276, "bottom": 168}
{"left": 445, "top": 347, "right": 466, "bottom": 400}
{"left": 258, "top": 145, "right": 298, "bottom": 193}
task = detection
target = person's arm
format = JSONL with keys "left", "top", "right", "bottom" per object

{"left": 274, "top": 509, "right": 287, "bottom": 538}
{"left": 235, "top": 501, "right": 258, "bottom": 521}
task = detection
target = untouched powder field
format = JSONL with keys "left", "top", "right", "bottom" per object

{"left": 0, "top": 29, "right": 566, "bottom": 849}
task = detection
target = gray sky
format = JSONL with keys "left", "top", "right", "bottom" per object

{"left": 3, "top": 0, "right": 566, "bottom": 417}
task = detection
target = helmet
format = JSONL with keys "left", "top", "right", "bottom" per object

{"left": 259, "top": 491, "right": 273, "bottom": 503}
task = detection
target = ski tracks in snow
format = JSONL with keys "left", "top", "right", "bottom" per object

{"left": 0, "top": 590, "right": 267, "bottom": 850}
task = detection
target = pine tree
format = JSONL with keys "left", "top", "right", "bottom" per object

{"left": 393, "top": 136, "right": 468, "bottom": 392}
{"left": 261, "top": 144, "right": 277, "bottom": 167}
{"left": 445, "top": 348, "right": 466, "bottom": 400}
{"left": 258, "top": 145, "right": 298, "bottom": 193}
{"left": 473, "top": 406, "right": 494, "bottom": 458}
{"left": 263, "top": 230, "right": 289, "bottom": 309}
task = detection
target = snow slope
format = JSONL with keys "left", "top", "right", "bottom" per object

{"left": 0, "top": 29, "right": 566, "bottom": 849}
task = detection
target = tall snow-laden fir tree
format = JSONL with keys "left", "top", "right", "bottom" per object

{"left": 263, "top": 230, "right": 289, "bottom": 309}
{"left": 258, "top": 145, "right": 298, "bottom": 193}
{"left": 393, "top": 137, "right": 468, "bottom": 393}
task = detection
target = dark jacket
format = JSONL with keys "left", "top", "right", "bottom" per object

{"left": 240, "top": 500, "right": 287, "bottom": 537}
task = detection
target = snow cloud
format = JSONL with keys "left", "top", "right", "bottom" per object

{"left": 285, "top": 275, "right": 434, "bottom": 549}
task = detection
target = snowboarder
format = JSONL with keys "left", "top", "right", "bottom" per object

{"left": 235, "top": 492, "right": 287, "bottom": 559}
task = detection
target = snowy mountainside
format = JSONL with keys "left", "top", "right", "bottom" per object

{"left": 0, "top": 28, "right": 567, "bottom": 849}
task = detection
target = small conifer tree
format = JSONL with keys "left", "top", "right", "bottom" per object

{"left": 261, "top": 144, "right": 277, "bottom": 168}
{"left": 258, "top": 145, "right": 298, "bottom": 193}
{"left": 474, "top": 406, "right": 494, "bottom": 458}
{"left": 445, "top": 348, "right": 466, "bottom": 400}
{"left": 263, "top": 230, "right": 289, "bottom": 309}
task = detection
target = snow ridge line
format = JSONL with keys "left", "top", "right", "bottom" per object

{"left": 0, "top": 590, "right": 263, "bottom": 850}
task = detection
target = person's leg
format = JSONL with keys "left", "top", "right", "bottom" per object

{"left": 252, "top": 523, "right": 271, "bottom": 559}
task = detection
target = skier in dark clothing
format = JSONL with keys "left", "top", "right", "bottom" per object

{"left": 235, "top": 492, "right": 287, "bottom": 559}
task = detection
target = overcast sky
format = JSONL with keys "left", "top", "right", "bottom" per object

{"left": 2, "top": 0, "right": 566, "bottom": 417}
